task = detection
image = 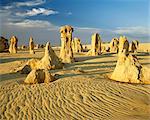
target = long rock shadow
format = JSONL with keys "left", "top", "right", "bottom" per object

{"left": 0, "top": 73, "right": 26, "bottom": 82}
{"left": 57, "top": 71, "right": 110, "bottom": 79}
{"left": 75, "top": 53, "right": 116, "bottom": 62}
{"left": 0, "top": 57, "right": 31, "bottom": 63}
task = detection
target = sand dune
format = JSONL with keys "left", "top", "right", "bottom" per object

{"left": 0, "top": 45, "right": 150, "bottom": 120}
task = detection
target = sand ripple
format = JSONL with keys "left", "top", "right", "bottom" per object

{"left": 0, "top": 76, "right": 150, "bottom": 120}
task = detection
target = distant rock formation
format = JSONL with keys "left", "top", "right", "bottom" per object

{"left": 24, "top": 69, "right": 55, "bottom": 84}
{"left": 21, "top": 45, "right": 27, "bottom": 50}
{"left": 109, "top": 38, "right": 119, "bottom": 53}
{"left": 9, "top": 36, "right": 18, "bottom": 53}
{"left": 87, "top": 33, "right": 102, "bottom": 56}
{"left": 111, "top": 36, "right": 150, "bottom": 84}
{"left": 0, "top": 36, "right": 9, "bottom": 52}
{"left": 72, "top": 37, "right": 83, "bottom": 53}
{"left": 59, "top": 25, "right": 74, "bottom": 63}
{"left": 29, "top": 37, "right": 35, "bottom": 54}
{"left": 130, "top": 40, "right": 139, "bottom": 53}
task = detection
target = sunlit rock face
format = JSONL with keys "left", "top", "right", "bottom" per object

{"left": 59, "top": 25, "right": 74, "bottom": 63}
{"left": 109, "top": 38, "right": 119, "bottom": 53}
{"left": 87, "top": 33, "right": 102, "bottom": 56}
{"left": 72, "top": 37, "right": 83, "bottom": 53}
{"left": 24, "top": 69, "right": 55, "bottom": 84}
{"left": 111, "top": 36, "right": 150, "bottom": 84}
{"left": 130, "top": 40, "right": 139, "bottom": 53}
{"left": 29, "top": 37, "right": 35, "bottom": 54}
{"left": 9, "top": 36, "right": 18, "bottom": 54}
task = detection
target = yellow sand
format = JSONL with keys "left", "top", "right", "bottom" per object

{"left": 0, "top": 44, "right": 150, "bottom": 120}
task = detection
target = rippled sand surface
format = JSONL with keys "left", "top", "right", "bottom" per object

{"left": 0, "top": 47, "right": 150, "bottom": 120}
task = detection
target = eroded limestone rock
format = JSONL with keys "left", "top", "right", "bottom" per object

{"left": 59, "top": 25, "right": 74, "bottom": 63}
{"left": 13, "top": 42, "right": 63, "bottom": 74}
{"left": 72, "top": 37, "right": 83, "bottom": 53}
{"left": 118, "top": 36, "right": 129, "bottom": 55}
{"left": 111, "top": 36, "right": 149, "bottom": 84}
{"left": 29, "top": 37, "right": 35, "bottom": 54}
{"left": 37, "top": 42, "right": 63, "bottom": 69}
{"left": 87, "top": 33, "right": 102, "bottom": 56}
{"left": 130, "top": 40, "right": 139, "bottom": 53}
{"left": 24, "top": 69, "right": 55, "bottom": 84}
{"left": 0, "top": 36, "right": 9, "bottom": 52}
{"left": 9, "top": 36, "right": 18, "bottom": 53}
{"left": 109, "top": 38, "right": 119, "bottom": 53}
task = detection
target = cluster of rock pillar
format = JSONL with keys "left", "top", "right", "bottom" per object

{"left": 111, "top": 36, "right": 150, "bottom": 84}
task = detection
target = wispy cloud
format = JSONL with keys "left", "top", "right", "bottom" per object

{"left": 8, "top": 19, "right": 55, "bottom": 28}
{"left": 114, "top": 26, "right": 150, "bottom": 35}
{"left": 16, "top": 8, "right": 58, "bottom": 17}
{"left": 67, "top": 12, "right": 72, "bottom": 15}
{"left": 16, "top": 0, "right": 46, "bottom": 7}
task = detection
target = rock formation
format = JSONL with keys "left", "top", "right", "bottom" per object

{"left": 111, "top": 52, "right": 150, "bottom": 84}
{"left": 0, "top": 36, "right": 9, "bottom": 52}
{"left": 29, "top": 37, "right": 35, "bottom": 54}
{"left": 111, "top": 36, "right": 150, "bottom": 84}
{"left": 87, "top": 33, "right": 102, "bottom": 56}
{"left": 37, "top": 42, "right": 63, "bottom": 69}
{"left": 72, "top": 37, "right": 83, "bottom": 53}
{"left": 109, "top": 38, "right": 119, "bottom": 53}
{"left": 130, "top": 40, "right": 139, "bottom": 53}
{"left": 13, "top": 42, "right": 63, "bottom": 74}
{"left": 24, "top": 69, "right": 55, "bottom": 84}
{"left": 118, "top": 36, "right": 129, "bottom": 55}
{"left": 59, "top": 25, "right": 74, "bottom": 63}
{"left": 21, "top": 45, "right": 26, "bottom": 50}
{"left": 9, "top": 36, "right": 18, "bottom": 53}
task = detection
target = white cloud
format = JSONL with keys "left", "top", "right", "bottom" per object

{"left": 16, "top": 8, "right": 58, "bottom": 17}
{"left": 67, "top": 12, "right": 72, "bottom": 15}
{"left": 114, "top": 26, "right": 150, "bottom": 35}
{"left": 16, "top": 0, "right": 45, "bottom": 7}
{"left": 8, "top": 19, "right": 55, "bottom": 28}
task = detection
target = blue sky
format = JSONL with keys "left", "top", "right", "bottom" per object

{"left": 0, "top": 0, "right": 150, "bottom": 45}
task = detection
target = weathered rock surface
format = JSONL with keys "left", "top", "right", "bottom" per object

{"left": 130, "top": 40, "right": 139, "bottom": 53}
{"left": 72, "top": 37, "right": 83, "bottom": 53}
{"left": 109, "top": 38, "right": 119, "bottom": 53}
{"left": 87, "top": 33, "right": 102, "bottom": 56}
{"left": 59, "top": 25, "right": 74, "bottom": 63}
{"left": 29, "top": 37, "right": 35, "bottom": 54}
{"left": 24, "top": 69, "right": 55, "bottom": 84}
{"left": 37, "top": 42, "right": 63, "bottom": 69}
{"left": 111, "top": 36, "right": 150, "bottom": 84}
{"left": 0, "top": 36, "right": 9, "bottom": 52}
{"left": 118, "top": 36, "right": 129, "bottom": 55}
{"left": 9, "top": 36, "right": 18, "bottom": 53}
{"left": 13, "top": 42, "right": 63, "bottom": 74}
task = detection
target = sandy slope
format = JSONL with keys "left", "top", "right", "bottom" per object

{"left": 0, "top": 45, "right": 150, "bottom": 120}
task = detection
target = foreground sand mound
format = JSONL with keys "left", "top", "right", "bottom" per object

{"left": 24, "top": 69, "right": 55, "bottom": 84}
{"left": 0, "top": 77, "right": 150, "bottom": 120}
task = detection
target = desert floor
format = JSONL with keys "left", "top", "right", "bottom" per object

{"left": 0, "top": 44, "right": 150, "bottom": 120}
